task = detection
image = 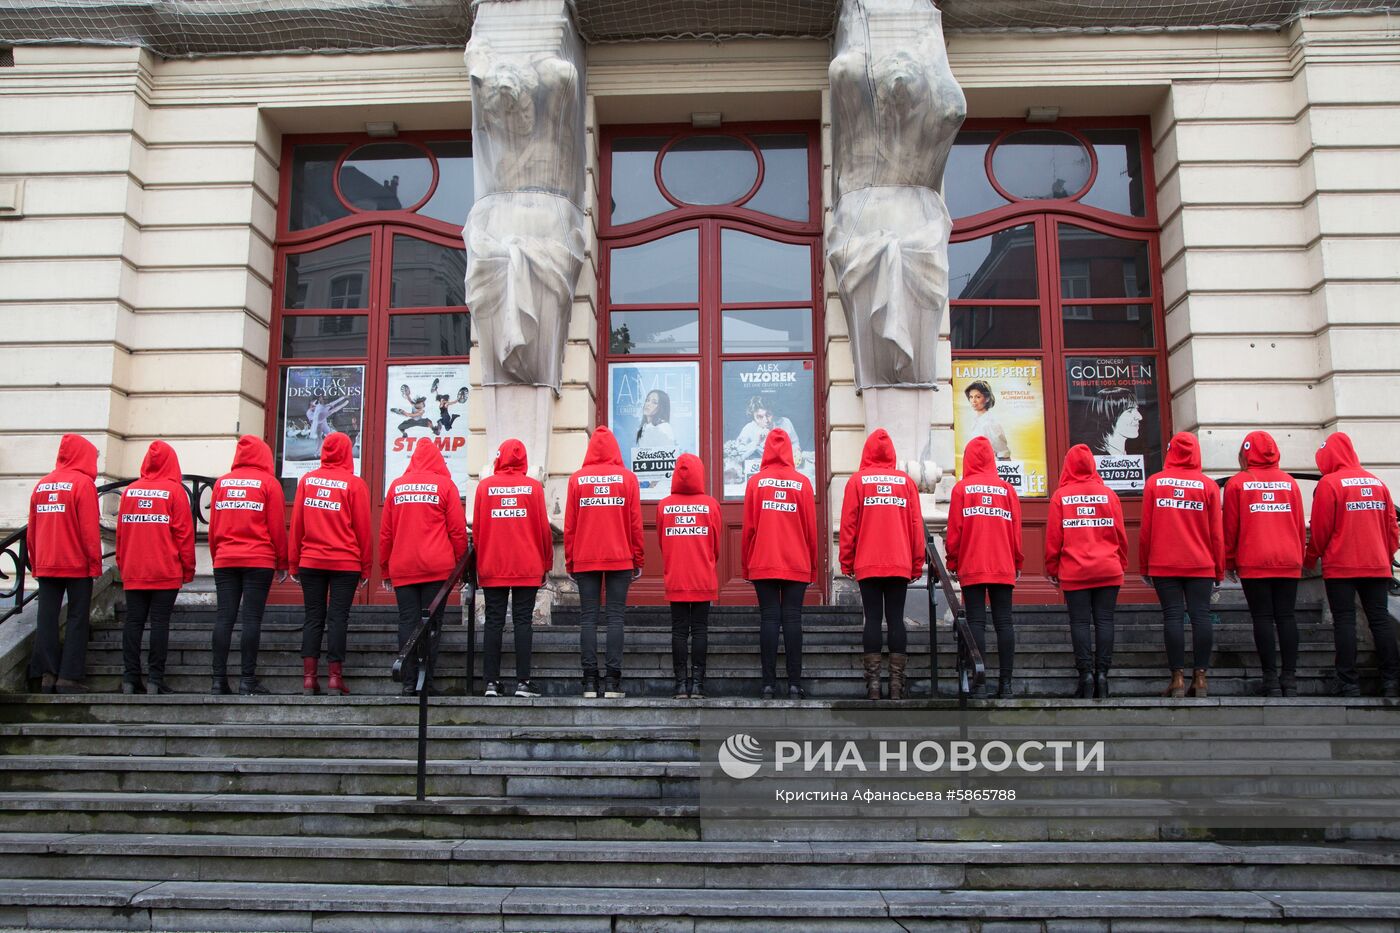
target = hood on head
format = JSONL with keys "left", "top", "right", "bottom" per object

{"left": 761, "top": 429, "right": 795, "bottom": 470}
{"left": 55, "top": 434, "right": 98, "bottom": 479}
{"left": 139, "top": 440, "right": 182, "bottom": 484}
{"left": 230, "top": 435, "right": 275, "bottom": 474}
{"left": 671, "top": 453, "right": 706, "bottom": 494}
{"left": 1059, "top": 444, "right": 1101, "bottom": 486}
{"left": 407, "top": 440, "right": 449, "bottom": 477}
{"left": 1240, "top": 430, "right": 1280, "bottom": 469}
{"left": 1164, "top": 431, "right": 1201, "bottom": 471}
{"left": 859, "top": 429, "right": 897, "bottom": 471}
{"left": 1316, "top": 431, "right": 1361, "bottom": 475}
{"left": 962, "top": 436, "right": 997, "bottom": 476}
{"left": 493, "top": 438, "right": 528, "bottom": 475}
{"left": 582, "top": 426, "right": 623, "bottom": 468}
{"left": 320, "top": 432, "right": 355, "bottom": 471}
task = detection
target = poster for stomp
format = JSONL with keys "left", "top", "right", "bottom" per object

{"left": 608, "top": 361, "right": 700, "bottom": 501}
{"left": 383, "top": 363, "right": 470, "bottom": 495}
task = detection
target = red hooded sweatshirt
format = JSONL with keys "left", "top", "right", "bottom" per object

{"left": 380, "top": 442, "right": 468, "bottom": 587}
{"left": 289, "top": 432, "right": 372, "bottom": 577}
{"left": 473, "top": 439, "right": 553, "bottom": 588}
{"left": 1223, "top": 431, "right": 1304, "bottom": 579}
{"left": 209, "top": 435, "right": 287, "bottom": 571}
{"left": 656, "top": 453, "right": 722, "bottom": 601}
{"left": 838, "top": 429, "right": 925, "bottom": 581}
{"left": 741, "top": 430, "right": 818, "bottom": 584}
{"left": 27, "top": 434, "right": 103, "bottom": 579}
{"left": 946, "top": 436, "right": 1023, "bottom": 586}
{"left": 1139, "top": 431, "right": 1224, "bottom": 581}
{"left": 1306, "top": 432, "right": 1398, "bottom": 579}
{"left": 1044, "top": 444, "right": 1128, "bottom": 591}
{"left": 564, "top": 426, "right": 644, "bottom": 574}
{"left": 115, "top": 441, "right": 195, "bottom": 590}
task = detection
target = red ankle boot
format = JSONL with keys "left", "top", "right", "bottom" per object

{"left": 327, "top": 661, "right": 349, "bottom": 696}
{"left": 302, "top": 657, "right": 321, "bottom": 696}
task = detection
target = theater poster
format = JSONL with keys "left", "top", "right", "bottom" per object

{"left": 608, "top": 361, "right": 700, "bottom": 500}
{"left": 721, "top": 359, "right": 817, "bottom": 498}
{"left": 280, "top": 365, "right": 364, "bottom": 480}
{"left": 951, "top": 359, "right": 1048, "bottom": 498}
{"left": 1064, "top": 355, "right": 1162, "bottom": 494}
{"left": 383, "top": 363, "right": 470, "bottom": 495}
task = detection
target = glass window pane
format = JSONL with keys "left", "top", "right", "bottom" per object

{"left": 721, "top": 359, "right": 816, "bottom": 499}
{"left": 289, "top": 144, "right": 350, "bottom": 231}
{"left": 339, "top": 142, "right": 433, "bottom": 212}
{"left": 745, "top": 134, "right": 810, "bottom": 222}
{"left": 610, "top": 137, "right": 671, "bottom": 226}
{"left": 419, "top": 140, "right": 474, "bottom": 225}
{"left": 609, "top": 310, "right": 700, "bottom": 355}
{"left": 661, "top": 135, "right": 759, "bottom": 206}
{"left": 284, "top": 236, "right": 372, "bottom": 309}
{"left": 722, "top": 308, "right": 813, "bottom": 353}
{"left": 949, "top": 224, "right": 1038, "bottom": 300}
{"left": 1062, "top": 303, "right": 1154, "bottom": 349}
{"left": 387, "top": 313, "right": 472, "bottom": 358}
{"left": 1058, "top": 225, "right": 1151, "bottom": 299}
{"left": 609, "top": 230, "right": 699, "bottom": 304}
{"left": 390, "top": 237, "right": 467, "bottom": 307}
{"left": 950, "top": 306, "right": 1041, "bottom": 350}
{"left": 991, "top": 130, "right": 1093, "bottom": 200}
{"left": 943, "top": 131, "right": 1006, "bottom": 219}
{"left": 280, "top": 315, "right": 369, "bottom": 358}
{"left": 721, "top": 230, "right": 811, "bottom": 302}
{"left": 1081, "top": 129, "right": 1146, "bottom": 217}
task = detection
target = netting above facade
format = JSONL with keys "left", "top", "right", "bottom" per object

{"left": 0, "top": 0, "right": 1397, "bottom": 58}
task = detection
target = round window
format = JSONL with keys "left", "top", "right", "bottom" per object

{"left": 337, "top": 142, "right": 435, "bottom": 213}
{"left": 660, "top": 135, "right": 760, "bottom": 206}
{"left": 989, "top": 130, "right": 1093, "bottom": 201}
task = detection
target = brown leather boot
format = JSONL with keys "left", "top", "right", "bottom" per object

{"left": 1188, "top": 668, "right": 1208, "bottom": 698}
{"left": 889, "top": 653, "right": 909, "bottom": 701}
{"left": 861, "top": 653, "right": 882, "bottom": 700}
{"left": 1162, "top": 669, "right": 1186, "bottom": 698}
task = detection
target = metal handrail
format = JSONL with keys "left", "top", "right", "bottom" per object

{"left": 925, "top": 531, "right": 986, "bottom": 703}
{"left": 391, "top": 543, "right": 475, "bottom": 801}
{"left": 0, "top": 474, "right": 215, "bottom": 626}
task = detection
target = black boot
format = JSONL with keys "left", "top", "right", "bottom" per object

{"left": 1280, "top": 672, "right": 1298, "bottom": 697}
{"left": 146, "top": 681, "right": 173, "bottom": 695}
{"left": 239, "top": 678, "right": 271, "bottom": 696}
{"left": 582, "top": 671, "right": 600, "bottom": 699}
{"left": 994, "top": 676, "right": 1013, "bottom": 699}
{"left": 211, "top": 677, "right": 233, "bottom": 696}
{"left": 1262, "top": 672, "right": 1282, "bottom": 698}
{"left": 121, "top": 678, "right": 144, "bottom": 695}
{"left": 673, "top": 661, "right": 688, "bottom": 699}
{"left": 1074, "top": 669, "right": 1093, "bottom": 699}
{"left": 690, "top": 667, "right": 706, "bottom": 699}
{"left": 603, "top": 672, "right": 625, "bottom": 698}
{"left": 1384, "top": 680, "right": 1400, "bottom": 699}
{"left": 1094, "top": 669, "right": 1111, "bottom": 699}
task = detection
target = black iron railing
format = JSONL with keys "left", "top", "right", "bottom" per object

{"left": 0, "top": 474, "right": 215, "bottom": 627}
{"left": 391, "top": 544, "right": 476, "bottom": 801}
{"left": 925, "top": 531, "right": 986, "bottom": 705}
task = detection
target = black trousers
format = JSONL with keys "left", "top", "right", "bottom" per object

{"left": 1154, "top": 576, "right": 1214, "bottom": 670}
{"left": 754, "top": 578, "right": 807, "bottom": 686}
{"left": 212, "top": 567, "right": 274, "bottom": 680}
{"left": 1240, "top": 577, "right": 1299, "bottom": 677}
{"left": 395, "top": 579, "right": 447, "bottom": 689}
{"left": 670, "top": 601, "right": 710, "bottom": 675}
{"left": 483, "top": 585, "right": 538, "bottom": 682}
{"left": 576, "top": 570, "right": 630, "bottom": 676}
{"left": 1326, "top": 577, "right": 1400, "bottom": 688}
{"left": 858, "top": 577, "right": 909, "bottom": 654}
{"left": 300, "top": 568, "right": 358, "bottom": 662}
{"left": 1064, "top": 585, "right": 1117, "bottom": 673}
{"left": 122, "top": 588, "right": 178, "bottom": 683}
{"left": 30, "top": 576, "right": 93, "bottom": 681}
{"left": 964, "top": 583, "right": 1015, "bottom": 679}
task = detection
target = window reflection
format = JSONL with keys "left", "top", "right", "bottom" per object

{"left": 610, "top": 230, "right": 699, "bottom": 304}
{"left": 746, "top": 134, "right": 809, "bottom": 222}
{"left": 419, "top": 140, "right": 474, "bottom": 225}
{"left": 944, "top": 132, "right": 1006, "bottom": 219}
{"left": 390, "top": 238, "right": 467, "bottom": 307}
{"left": 281, "top": 315, "right": 369, "bottom": 358}
{"left": 722, "top": 308, "right": 813, "bottom": 353}
{"left": 992, "top": 130, "right": 1092, "bottom": 200}
{"left": 1058, "top": 226, "right": 1151, "bottom": 298}
{"left": 339, "top": 142, "right": 433, "bottom": 211}
{"left": 949, "top": 224, "right": 1038, "bottom": 300}
{"left": 284, "top": 236, "right": 372, "bottom": 309}
{"left": 289, "top": 145, "right": 351, "bottom": 230}
{"left": 1081, "top": 129, "right": 1146, "bottom": 217}
{"left": 1062, "top": 304, "right": 1154, "bottom": 349}
{"left": 951, "top": 306, "right": 1041, "bottom": 350}
{"left": 610, "top": 137, "right": 670, "bottom": 226}
{"left": 609, "top": 310, "right": 700, "bottom": 355}
{"left": 722, "top": 230, "right": 811, "bottom": 302}
{"left": 388, "top": 313, "right": 472, "bottom": 357}
{"left": 661, "top": 135, "right": 759, "bottom": 206}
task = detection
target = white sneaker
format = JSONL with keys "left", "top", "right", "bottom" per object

{"left": 514, "top": 681, "right": 541, "bottom": 698}
{"left": 483, "top": 681, "right": 501, "bottom": 697}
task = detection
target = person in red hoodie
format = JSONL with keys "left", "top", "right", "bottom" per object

{"left": 26, "top": 434, "right": 103, "bottom": 694}
{"left": 208, "top": 435, "right": 287, "bottom": 696}
{"left": 741, "top": 430, "right": 818, "bottom": 700}
{"left": 657, "top": 453, "right": 721, "bottom": 700}
{"left": 1223, "top": 431, "right": 1305, "bottom": 697}
{"left": 946, "top": 436, "right": 1023, "bottom": 698}
{"left": 381, "top": 441, "right": 468, "bottom": 697}
{"left": 1306, "top": 432, "right": 1400, "bottom": 697}
{"left": 289, "top": 432, "right": 371, "bottom": 696}
{"left": 474, "top": 439, "right": 553, "bottom": 699}
{"left": 115, "top": 441, "right": 195, "bottom": 695}
{"left": 1140, "top": 431, "right": 1224, "bottom": 698}
{"left": 1045, "top": 445, "right": 1128, "bottom": 699}
{"left": 839, "top": 429, "right": 925, "bottom": 701}
{"left": 564, "top": 426, "right": 643, "bottom": 699}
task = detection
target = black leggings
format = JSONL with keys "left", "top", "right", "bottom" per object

{"left": 1154, "top": 576, "right": 1214, "bottom": 670}
{"left": 31, "top": 576, "right": 93, "bottom": 682}
{"left": 212, "top": 567, "right": 274, "bottom": 680}
{"left": 754, "top": 579, "right": 807, "bottom": 686}
{"left": 964, "top": 583, "right": 1014, "bottom": 679}
{"left": 1064, "top": 585, "right": 1117, "bottom": 673}
{"left": 395, "top": 579, "right": 448, "bottom": 688}
{"left": 1240, "top": 577, "right": 1299, "bottom": 677}
{"left": 858, "top": 577, "right": 909, "bottom": 653}
{"left": 483, "top": 586, "right": 538, "bottom": 682}
{"left": 1325, "top": 578, "right": 1400, "bottom": 688}
{"left": 670, "top": 601, "right": 710, "bottom": 674}
{"left": 122, "top": 588, "right": 178, "bottom": 683}
{"left": 300, "top": 568, "right": 358, "bottom": 662}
